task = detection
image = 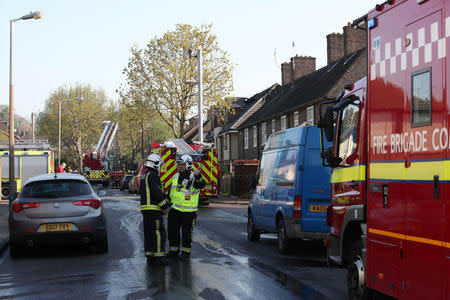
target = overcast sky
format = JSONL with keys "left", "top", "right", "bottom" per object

{"left": 0, "top": 0, "right": 380, "bottom": 120}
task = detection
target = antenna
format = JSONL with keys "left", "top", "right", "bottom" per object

{"left": 292, "top": 41, "right": 296, "bottom": 57}
{"left": 273, "top": 48, "right": 281, "bottom": 70}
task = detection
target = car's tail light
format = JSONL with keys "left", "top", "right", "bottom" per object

{"left": 12, "top": 201, "right": 40, "bottom": 213}
{"left": 73, "top": 199, "right": 101, "bottom": 209}
{"left": 293, "top": 195, "right": 302, "bottom": 218}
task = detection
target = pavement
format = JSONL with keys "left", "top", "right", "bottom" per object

{"left": 0, "top": 195, "right": 249, "bottom": 256}
{"left": 0, "top": 200, "right": 9, "bottom": 255}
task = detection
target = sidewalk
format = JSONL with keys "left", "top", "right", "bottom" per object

{"left": 210, "top": 195, "right": 249, "bottom": 205}
{"left": 0, "top": 200, "right": 9, "bottom": 254}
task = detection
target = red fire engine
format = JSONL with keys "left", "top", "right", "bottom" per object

{"left": 319, "top": 1, "right": 450, "bottom": 299}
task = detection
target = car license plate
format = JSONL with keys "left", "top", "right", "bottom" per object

{"left": 41, "top": 223, "right": 73, "bottom": 232}
{"left": 310, "top": 205, "right": 328, "bottom": 212}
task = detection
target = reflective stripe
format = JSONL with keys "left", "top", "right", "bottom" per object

{"left": 156, "top": 220, "right": 161, "bottom": 254}
{"left": 172, "top": 203, "right": 198, "bottom": 211}
{"left": 169, "top": 246, "right": 180, "bottom": 251}
{"left": 140, "top": 205, "right": 161, "bottom": 211}
{"left": 158, "top": 199, "right": 168, "bottom": 207}
{"left": 181, "top": 247, "right": 191, "bottom": 253}
{"left": 153, "top": 252, "right": 166, "bottom": 257}
{"left": 331, "top": 165, "right": 366, "bottom": 184}
{"left": 145, "top": 173, "right": 151, "bottom": 205}
{"left": 145, "top": 251, "right": 153, "bottom": 256}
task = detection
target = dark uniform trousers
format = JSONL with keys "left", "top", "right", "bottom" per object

{"left": 168, "top": 208, "right": 197, "bottom": 255}
{"left": 142, "top": 211, "right": 166, "bottom": 257}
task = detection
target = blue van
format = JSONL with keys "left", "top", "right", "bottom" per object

{"left": 247, "top": 126, "right": 331, "bottom": 253}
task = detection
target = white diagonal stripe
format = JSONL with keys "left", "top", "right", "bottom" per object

{"left": 390, "top": 57, "right": 396, "bottom": 74}
{"left": 431, "top": 22, "right": 438, "bottom": 42}
{"left": 418, "top": 27, "right": 425, "bottom": 47}
{"left": 385, "top": 42, "right": 391, "bottom": 60}
{"left": 401, "top": 52, "right": 407, "bottom": 71}
{"left": 370, "top": 64, "right": 376, "bottom": 81}
{"left": 424, "top": 43, "right": 432, "bottom": 63}
{"left": 395, "top": 38, "right": 402, "bottom": 56}
{"left": 380, "top": 60, "right": 386, "bottom": 77}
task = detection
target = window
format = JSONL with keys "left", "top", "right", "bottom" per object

{"left": 294, "top": 111, "right": 299, "bottom": 127}
{"left": 21, "top": 180, "right": 92, "bottom": 198}
{"left": 261, "top": 122, "right": 267, "bottom": 144}
{"left": 412, "top": 68, "right": 431, "bottom": 126}
{"left": 281, "top": 115, "right": 287, "bottom": 130}
{"left": 272, "top": 119, "right": 276, "bottom": 133}
{"left": 253, "top": 126, "right": 257, "bottom": 147}
{"left": 338, "top": 100, "right": 360, "bottom": 160}
{"left": 307, "top": 106, "right": 314, "bottom": 124}
{"left": 244, "top": 128, "right": 249, "bottom": 149}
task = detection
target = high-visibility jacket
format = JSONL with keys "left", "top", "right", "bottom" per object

{"left": 169, "top": 171, "right": 205, "bottom": 212}
{"left": 139, "top": 168, "right": 171, "bottom": 212}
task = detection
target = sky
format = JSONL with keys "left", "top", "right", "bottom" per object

{"left": 0, "top": 0, "right": 381, "bottom": 120}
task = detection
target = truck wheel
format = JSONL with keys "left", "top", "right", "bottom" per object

{"left": 247, "top": 212, "right": 260, "bottom": 241}
{"left": 277, "top": 217, "right": 290, "bottom": 254}
{"left": 347, "top": 240, "right": 368, "bottom": 300}
{"left": 96, "top": 232, "right": 109, "bottom": 254}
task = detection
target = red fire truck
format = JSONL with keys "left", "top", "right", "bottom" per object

{"left": 319, "top": 1, "right": 450, "bottom": 299}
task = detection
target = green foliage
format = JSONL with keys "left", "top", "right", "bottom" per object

{"left": 119, "top": 24, "right": 234, "bottom": 138}
{"left": 0, "top": 104, "right": 30, "bottom": 131}
{"left": 36, "top": 83, "right": 112, "bottom": 172}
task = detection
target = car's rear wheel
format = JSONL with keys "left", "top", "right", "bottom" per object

{"left": 277, "top": 217, "right": 290, "bottom": 254}
{"left": 247, "top": 212, "right": 260, "bottom": 241}
{"left": 96, "top": 232, "right": 109, "bottom": 254}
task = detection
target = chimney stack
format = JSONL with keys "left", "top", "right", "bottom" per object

{"left": 281, "top": 55, "right": 316, "bottom": 86}
{"left": 327, "top": 33, "right": 344, "bottom": 65}
{"left": 343, "top": 22, "right": 366, "bottom": 56}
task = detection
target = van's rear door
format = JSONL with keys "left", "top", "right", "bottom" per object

{"left": 300, "top": 127, "right": 331, "bottom": 232}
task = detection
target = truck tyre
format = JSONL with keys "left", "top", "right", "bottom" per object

{"left": 347, "top": 240, "right": 369, "bottom": 300}
{"left": 247, "top": 212, "right": 260, "bottom": 241}
{"left": 96, "top": 232, "right": 109, "bottom": 254}
{"left": 277, "top": 217, "right": 290, "bottom": 254}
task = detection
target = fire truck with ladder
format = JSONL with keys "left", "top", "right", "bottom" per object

{"left": 83, "top": 121, "right": 124, "bottom": 187}
{"left": 151, "top": 138, "right": 219, "bottom": 204}
{"left": 319, "top": 0, "right": 450, "bottom": 299}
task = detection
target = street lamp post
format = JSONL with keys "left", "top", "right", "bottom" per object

{"left": 9, "top": 11, "right": 43, "bottom": 203}
{"left": 188, "top": 47, "right": 203, "bottom": 144}
{"left": 58, "top": 97, "right": 83, "bottom": 166}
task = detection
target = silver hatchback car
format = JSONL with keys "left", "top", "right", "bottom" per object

{"left": 9, "top": 173, "right": 108, "bottom": 258}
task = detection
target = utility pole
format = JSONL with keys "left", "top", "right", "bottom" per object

{"left": 31, "top": 113, "right": 35, "bottom": 140}
{"left": 188, "top": 47, "right": 203, "bottom": 143}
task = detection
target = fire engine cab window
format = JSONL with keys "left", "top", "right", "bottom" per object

{"left": 338, "top": 101, "right": 360, "bottom": 160}
{"left": 412, "top": 69, "right": 431, "bottom": 126}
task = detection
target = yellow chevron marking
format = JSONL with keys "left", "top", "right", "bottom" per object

{"left": 161, "top": 164, "right": 177, "bottom": 181}
{"left": 369, "top": 228, "right": 450, "bottom": 248}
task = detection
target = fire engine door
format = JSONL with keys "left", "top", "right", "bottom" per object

{"left": 402, "top": 10, "right": 445, "bottom": 299}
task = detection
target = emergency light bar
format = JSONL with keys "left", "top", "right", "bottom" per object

{"left": 368, "top": 18, "right": 377, "bottom": 29}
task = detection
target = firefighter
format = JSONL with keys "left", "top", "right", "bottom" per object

{"left": 168, "top": 154, "right": 206, "bottom": 260}
{"left": 140, "top": 154, "right": 171, "bottom": 265}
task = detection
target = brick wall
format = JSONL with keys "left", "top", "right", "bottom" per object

{"left": 343, "top": 24, "right": 366, "bottom": 56}
{"left": 281, "top": 56, "right": 316, "bottom": 86}
{"left": 281, "top": 62, "right": 292, "bottom": 85}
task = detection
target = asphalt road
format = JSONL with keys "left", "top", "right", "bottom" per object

{"left": 0, "top": 189, "right": 348, "bottom": 299}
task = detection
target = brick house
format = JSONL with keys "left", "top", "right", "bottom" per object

{"left": 237, "top": 24, "right": 367, "bottom": 160}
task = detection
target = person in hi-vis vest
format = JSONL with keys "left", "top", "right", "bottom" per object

{"left": 139, "top": 154, "right": 171, "bottom": 265}
{"left": 168, "top": 154, "right": 205, "bottom": 260}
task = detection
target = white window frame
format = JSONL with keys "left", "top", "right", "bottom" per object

{"left": 253, "top": 125, "right": 257, "bottom": 148}
{"left": 272, "top": 119, "right": 276, "bottom": 133}
{"left": 307, "top": 106, "right": 315, "bottom": 125}
{"left": 244, "top": 128, "right": 249, "bottom": 149}
{"left": 281, "top": 115, "right": 287, "bottom": 130}
{"left": 294, "top": 111, "right": 299, "bottom": 127}
{"left": 261, "top": 122, "right": 267, "bottom": 144}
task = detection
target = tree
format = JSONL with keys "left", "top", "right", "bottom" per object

{"left": 117, "top": 100, "right": 172, "bottom": 170}
{"left": 119, "top": 24, "right": 234, "bottom": 137}
{"left": 36, "top": 84, "right": 111, "bottom": 172}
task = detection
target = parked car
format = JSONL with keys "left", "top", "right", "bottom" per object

{"left": 247, "top": 126, "right": 331, "bottom": 254}
{"left": 9, "top": 173, "right": 108, "bottom": 258}
{"left": 120, "top": 174, "right": 133, "bottom": 191}
{"left": 128, "top": 174, "right": 140, "bottom": 194}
